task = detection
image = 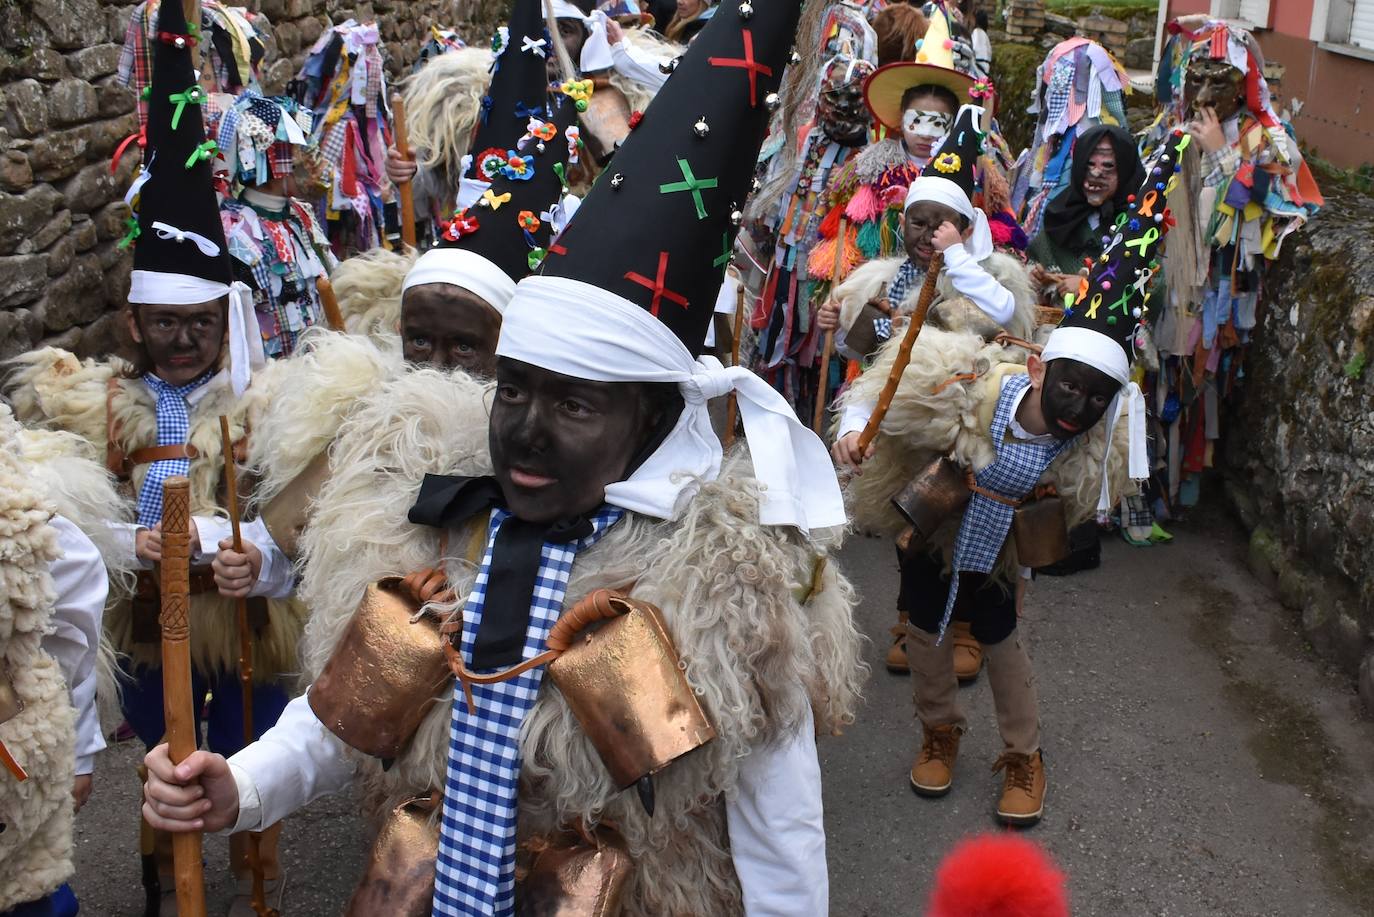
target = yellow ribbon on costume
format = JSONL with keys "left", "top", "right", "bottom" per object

{"left": 482, "top": 188, "right": 512, "bottom": 210}
{"left": 1085, "top": 293, "right": 1103, "bottom": 319}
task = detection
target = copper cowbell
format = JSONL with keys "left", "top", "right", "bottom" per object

{"left": 1012, "top": 496, "right": 1070, "bottom": 568}
{"left": 545, "top": 590, "right": 716, "bottom": 791}
{"left": 516, "top": 824, "right": 633, "bottom": 917}
{"left": 344, "top": 794, "right": 441, "bottom": 917}
{"left": 308, "top": 577, "right": 451, "bottom": 759}
{"left": 891, "top": 457, "right": 970, "bottom": 555}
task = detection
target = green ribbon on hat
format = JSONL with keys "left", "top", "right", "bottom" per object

{"left": 527, "top": 248, "right": 547, "bottom": 271}
{"left": 117, "top": 216, "right": 140, "bottom": 249}
{"left": 185, "top": 139, "right": 217, "bottom": 169}
{"left": 168, "top": 85, "right": 206, "bottom": 131}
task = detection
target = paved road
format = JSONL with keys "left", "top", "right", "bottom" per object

{"left": 71, "top": 500, "right": 1374, "bottom": 915}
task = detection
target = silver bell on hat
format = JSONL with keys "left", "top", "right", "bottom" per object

{"left": 738, "top": 1, "right": 754, "bottom": 19}
{"left": 693, "top": 116, "right": 710, "bottom": 138}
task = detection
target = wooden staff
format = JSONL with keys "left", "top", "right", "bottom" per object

{"left": 316, "top": 276, "right": 345, "bottom": 332}
{"left": 813, "top": 218, "right": 847, "bottom": 434}
{"left": 724, "top": 278, "right": 746, "bottom": 449}
{"left": 159, "top": 475, "right": 207, "bottom": 917}
{"left": 856, "top": 252, "right": 944, "bottom": 455}
{"left": 391, "top": 93, "right": 417, "bottom": 249}
{"left": 219, "top": 418, "right": 275, "bottom": 916}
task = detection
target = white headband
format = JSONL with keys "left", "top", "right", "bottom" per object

{"left": 496, "top": 275, "right": 846, "bottom": 535}
{"left": 904, "top": 176, "right": 993, "bottom": 261}
{"left": 1041, "top": 324, "right": 1147, "bottom": 511}
{"left": 401, "top": 248, "right": 517, "bottom": 314}
{"left": 128, "top": 270, "right": 264, "bottom": 396}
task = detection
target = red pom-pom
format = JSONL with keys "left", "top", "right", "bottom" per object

{"left": 1083, "top": 257, "right": 1093, "bottom": 267}
{"left": 927, "top": 833, "right": 1069, "bottom": 917}
{"left": 1127, "top": 194, "right": 1136, "bottom": 203}
{"left": 628, "top": 110, "right": 643, "bottom": 129}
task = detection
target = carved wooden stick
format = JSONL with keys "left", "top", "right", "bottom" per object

{"left": 724, "top": 278, "right": 745, "bottom": 449}
{"left": 317, "top": 276, "right": 345, "bottom": 332}
{"left": 159, "top": 475, "right": 206, "bottom": 917}
{"left": 856, "top": 252, "right": 944, "bottom": 455}
{"left": 813, "top": 218, "right": 847, "bottom": 434}
{"left": 218, "top": 417, "right": 274, "bottom": 916}
{"left": 391, "top": 93, "right": 417, "bottom": 249}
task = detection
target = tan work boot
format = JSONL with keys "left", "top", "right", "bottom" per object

{"left": 950, "top": 620, "right": 983, "bottom": 682}
{"left": 993, "top": 750, "right": 1046, "bottom": 825}
{"left": 910, "top": 723, "right": 963, "bottom": 796}
{"left": 885, "top": 611, "right": 910, "bottom": 673}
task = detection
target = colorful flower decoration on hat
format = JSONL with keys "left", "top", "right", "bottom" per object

{"left": 501, "top": 150, "right": 535, "bottom": 181}
{"left": 528, "top": 118, "right": 558, "bottom": 142}
{"left": 477, "top": 147, "right": 510, "bottom": 180}
{"left": 517, "top": 210, "right": 541, "bottom": 232}
{"left": 493, "top": 26, "right": 510, "bottom": 58}
{"left": 481, "top": 188, "right": 512, "bottom": 210}
{"left": 560, "top": 78, "right": 594, "bottom": 112}
{"left": 969, "top": 78, "right": 995, "bottom": 101}
{"left": 933, "top": 151, "right": 961, "bottom": 174}
{"left": 443, "top": 209, "right": 481, "bottom": 241}
{"left": 565, "top": 125, "right": 581, "bottom": 165}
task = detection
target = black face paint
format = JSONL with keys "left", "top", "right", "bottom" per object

{"left": 489, "top": 359, "right": 660, "bottom": 523}
{"left": 1184, "top": 58, "right": 1246, "bottom": 122}
{"left": 1039, "top": 358, "right": 1121, "bottom": 440}
{"left": 903, "top": 200, "right": 965, "bottom": 268}
{"left": 551, "top": 19, "right": 586, "bottom": 79}
{"left": 132, "top": 300, "right": 226, "bottom": 385}
{"left": 400, "top": 283, "right": 503, "bottom": 378}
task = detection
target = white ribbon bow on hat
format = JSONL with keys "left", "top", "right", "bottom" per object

{"left": 152, "top": 221, "right": 223, "bottom": 258}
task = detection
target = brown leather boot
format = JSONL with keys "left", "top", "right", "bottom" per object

{"left": 950, "top": 620, "right": 983, "bottom": 683}
{"left": 910, "top": 723, "right": 963, "bottom": 796}
{"left": 993, "top": 750, "right": 1046, "bottom": 825}
{"left": 885, "top": 611, "right": 910, "bottom": 673}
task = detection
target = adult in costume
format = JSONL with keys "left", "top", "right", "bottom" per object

{"left": 822, "top": 106, "right": 1035, "bottom": 679}
{"left": 6, "top": 4, "right": 298, "bottom": 911}
{"left": 143, "top": 3, "right": 863, "bottom": 914}
{"left": 836, "top": 147, "right": 1173, "bottom": 825}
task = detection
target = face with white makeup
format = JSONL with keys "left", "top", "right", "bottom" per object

{"left": 898, "top": 84, "right": 958, "bottom": 162}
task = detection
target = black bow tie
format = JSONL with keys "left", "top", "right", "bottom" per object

{"left": 409, "top": 474, "right": 592, "bottom": 668}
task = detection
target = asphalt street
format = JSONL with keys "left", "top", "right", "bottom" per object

{"left": 69, "top": 500, "right": 1374, "bottom": 916}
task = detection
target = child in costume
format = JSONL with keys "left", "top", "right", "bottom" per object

{"left": 822, "top": 105, "right": 1035, "bottom": 680}
{"left": 143, "top": 4, "right": 863, "bottom": 914}
{"left": 1142, "top": 16, "right": 1321, "bottom": 514}
{"left": 7, "top": 6, "right": 302, "bottom": 912}
{"left": 835, "top": 148, "right": 1174, "bottom": 825}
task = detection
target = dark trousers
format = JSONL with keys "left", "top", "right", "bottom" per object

{"left": 898, "top": 548, "right": 1018, "bottom": 645}
{"left": 121, "top": 664, "right": 290, "bottom": 755}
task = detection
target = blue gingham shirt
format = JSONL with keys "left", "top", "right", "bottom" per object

{"left": 433, "top": 506, "right": 624, "bottom": 917}
{"left": 134, "top": 371, "right": 215, "bottom": 528}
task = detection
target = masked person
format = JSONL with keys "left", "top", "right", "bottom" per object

{"left": 142, "top": 3, "right": 863, "bottom": 914}
{"left": 215, "top": 0, "right": 587, "bottom": 598}
{"left": 5, "top": 5, "right": 302, "bottom": 912}
{"left": 819, "top": 106, "right": 1035, "bottom": 679}
{"left": 748, "top": 3, "right": 877, "bottom": 419}
{"left": 1141, "top": 16, "right": 1321, "bottom": 514}
{"left": 835, "top": 150, "right": 1172, "bottom": 826}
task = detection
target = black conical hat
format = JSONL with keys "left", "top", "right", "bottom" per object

{"left": 1059, "top": 130, "right": 1190, "bottom": 357}
{"left": 921, "top": 103, "right": 982, "bottom": 196}
{"left": 537, "top": 0, "right": 801, "bottom": 354}
{"left": 466, "top": 0, "right": 566, "bottom": 178}
{"left": 131, "top": 0, "right": 232, "bottom": 295}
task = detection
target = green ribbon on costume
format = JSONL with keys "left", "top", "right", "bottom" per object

{"left": 713, "top": 232, "right": 731, "bottom": 269}
{"left": 168, "top": 85, "right": 205, "bottom": 131}
{"left": 552, "top": 162, "right": 567, "bottom": 191}
{"left": 117, "top": 217, "right": 140, "bottom": 249}
{"left": 527, "top": 248, "right": 547, "bottom": 270}
{"left": 185, "top": 139, "right": 217, "bottom": 169}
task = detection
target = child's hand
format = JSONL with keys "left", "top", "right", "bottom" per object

{"left": 931, "top": 221, "right": 964, "bottom": 253}
{"left": 385, "top": 145, "right": 418, "bottom": 184}
{"left": 1187, "top": 106, "right": 1226, "bottom": 154}
{"left": 606, "top": 18, "right": 624, "bottom": 45}
{"left": 816, "top": 301, "right": 841, "bottom": 332}
{"left": 831, "top": 432, "right": 875, "bottom": 471}
{"left": 213, "top": 538, "right": 262, "bottom": 598}
{"left": 135, "top": 525, "right": 162, "bottom": 563}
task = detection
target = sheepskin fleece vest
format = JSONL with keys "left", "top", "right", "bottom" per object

{"left": 837, "top": 328, "right": 1133, "bottom": 580}
{"left": 834, "top": 251, "right": 1038, "bottom": 344}
{"left": 0, "top": 408, "right": 77, "bottom": 911}
{"left": 295, "top": 368, "right": 867, "bottom": 916}
{"left": 6, "top": 348, "right": 307, "bottom": 680}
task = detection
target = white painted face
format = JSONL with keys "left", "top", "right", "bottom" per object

{"left": 902, "top": 108, "right": 953, "bottom": 158}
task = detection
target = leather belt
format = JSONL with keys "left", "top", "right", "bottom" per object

{"left": 128, "top": 443, "right": 200, "bottom": 466}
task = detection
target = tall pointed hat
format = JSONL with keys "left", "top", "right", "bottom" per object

{"left": 130, "top": 0, "right": 263, "bottom": 393}
{"left": 496, "top": 0, "right": 846, "bottom": 534}
{"left": 1043, "top": 130, "right": 1193, "bottom": 510}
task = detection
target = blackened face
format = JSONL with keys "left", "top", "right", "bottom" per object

{"left": 903, "top": 201, "right": 965, "bottom": 267}
{"left": 128, "top": 300, "right": 226, "bottom": 385}
{"left": 553, "top": 19, "right": 586, "bottom": 79}
{"left": 400, "top": 283, "right": 502, "bottom": 378}
{"left": 1184, "top": 58, "right": 1246, "bottom": 122}
{"left": 817, "top": 74, "right": 871, "bottom": 144}
{"left": 1039, "top": 358, "right": 1120, "bottom": 439}
{"left": 489, "top": 359, "right": 660, "bottom": 523}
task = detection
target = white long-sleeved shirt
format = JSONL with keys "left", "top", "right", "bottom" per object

{"left": 228, "top": 690, "right": 829, "bottom": 914}
{"left": 610, "top": 39, "right": 669, "bottom": 91}
{"left": 45, "top": 516, "right": 108, "bottom": 776}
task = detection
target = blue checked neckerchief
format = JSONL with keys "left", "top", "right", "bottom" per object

{"left": 940, "top": 374, "right": 1070, "bottom": 638}
{"left": 886, "top": 258, "right": 925, "bottom": 312}
{"left": 134, "top": 371, "right": 215, "bottom": 528}
{"left": 432, "top": 506, "right": 624, "bottom": 917}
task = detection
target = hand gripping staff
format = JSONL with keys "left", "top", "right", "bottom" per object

{"left": 855, "top": 252, "right": 944, "bottom": 457}
{"left": 158, "top": 475, "right": 207, "bottom": 917}
{"left": 219, "top": 416, "right": 278, "bottom": 917}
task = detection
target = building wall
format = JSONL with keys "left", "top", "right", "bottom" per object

{"left": 0, "top": 0, "right": 508, "bottom": 361}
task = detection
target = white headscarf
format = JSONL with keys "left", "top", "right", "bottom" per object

{"left": 904, "top": 175, "right": 994, "bottom": 261}
{"left": 497, "top": 275, "right": 846, "bottom": 535}
{"left": 549, "top": 0, "right": 615, "bottom": 72}
{"left": 401, "top": 248, "right": 518, "bottom": 314}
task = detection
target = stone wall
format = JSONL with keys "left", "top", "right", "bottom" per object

{"left": 1222, "top": 176, "right": 1374, "bottom": 716}
{"left": 0, "top": 0, "right": 507, "bottom": 360}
